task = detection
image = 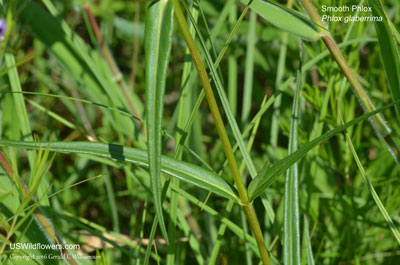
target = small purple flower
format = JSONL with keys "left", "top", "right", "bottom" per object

{"left": 0, "top": 19, "right": 6, "bottom": 40}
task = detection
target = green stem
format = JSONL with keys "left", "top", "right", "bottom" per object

{"left": 173, "top": 0, "right": 245, "bottom": 202}
{"left": 172, "top": 1, "right": 270, "bottom": 264}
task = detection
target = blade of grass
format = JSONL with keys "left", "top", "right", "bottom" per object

{"left": 241, "top": 10, "right": 257, "bottom": 123}
{"left": 241, "top": 208, "right": 254, "bottom": 265}
{"left": 145, "top": 0, "right": 174, "bottom": 244}
{"left": 174, "top": 199, "right": 204, "bottom": 265}
{"left": 248, "top": 100, "right": 398, "bottom": 200}
{"left": 270, "top": 32, "right": 288, "bottom": 151}
{"left": 302, "top": 215, "right": 315, "bottom": 265}
{"left": 270, "top": 0, "right": 293, "bottom": 153}
{"left": 283, "top": 47, "right": 302, "bottom": 265}
{"left": 144, "top": 179, "right": 170, "bottom": 265}
{"left": 388, "top": 18, "right": 400, "bottom": 44}
{"left": 209, "top": 0, "right": 236, "bottom": 41}
{"left": 5, "top": 52, "right": 51, "bottom": 208}
{"left": 5, "top": 53, "right": 33, "bottom": 164}
{"left": 26, "top": 98, "right": 77, "bottom": 130}
{"left": 341, "top": 108, "right": 400, "bottom": 245}
{"left": 103, "top": 165, "right": 120, "bottom": 233}
{"left": 0, "top": 91, "right": 141, "bottom": 121}
{"left": 368, "top": 0, "right": 400, "bottom": 120}
{"left": 228, "top": 4, "right": 238, "bottom": 116}
{"left": 346, "top": 134, "right": 400, "bottom": 245}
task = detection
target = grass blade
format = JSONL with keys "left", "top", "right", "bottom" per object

{"left": 270, "top": 32, "right": 288, "bottom": 151}
{"left": 283, "top": 55, "right": 302, "bottom": 265}
{"left": 302, "top": 215, "right": 315, "bottom": 265}
{"left": 145, "top": 0, "right": 174, "bottom": 243}
{"left": 5, "top": 53, "right": 50, "bottom": 207}
{"left": 248, "top": 100, "right": 397, "bottom": 200}
{"left": 241, "top": 0, "right": 320, "bottom": 41}
{"left": 241, "top": 10, "right": 257, "bottom": 123}
{"left": 270, "top": 0, "right": 293, "bottom": 153}
{"left": 228, "top": 4, "right": 238, "bottom": 116}
{"left": 368, "top": 0, "right": 400, "bottom": 120}
{"left": 5, "top": 53, "right": 33, "bottom": 163}
{"left": 345, "top": 131, "right": 400, "bottom": 245}
{"left": 0, "top": 140, "right": 238, "bottom": 202}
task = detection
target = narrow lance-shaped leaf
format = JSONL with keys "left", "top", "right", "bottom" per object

{"left": 241, "top": 0, "right": 320, "bottom": 41}
{"left": 345, "top": 133, "right": 400, "bottom": 245}
{"left": 145, "top": 0, "right": 174, "bottom": 243}
{"left": 248, "top": 100, "right": 398, "bottom": 200}
{"left": 5, "top": 53, "right": 34, "bottom": 164}
{"left": 0, "top": 140, "right": 238, "bottom": 202}
{"left": 283, "top": 61, "right": 302, "bottom": 265}
{"left": 241, "top": 10, "right": 257, "bottom": 123}
{"left": 368, "top": 0, "right": 400, "bottom": 121}
{"left": 302, "top": 215, "right": 315, "bottom": 265}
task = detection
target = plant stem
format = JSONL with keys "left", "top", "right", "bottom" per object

{"left": 172, "top": 0, "right": 270, "bottom": 264}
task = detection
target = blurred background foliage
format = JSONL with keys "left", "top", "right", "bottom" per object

{"left": 1, "top": 0, "right": 400, "bottom": 264}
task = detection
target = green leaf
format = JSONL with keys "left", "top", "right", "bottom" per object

{"left": 5, "top": 53, "right": 33, "bottom": 164}
{"left": 145, "top": 0, "right": 174, "bottom": 243}
{"left": 248, "top": 101, "right": 397, "bottom": 200}
{"left": 241, "top": 0, "right": 320, "bottom": 41}
{"left": 368, "top": 0, "right": 400, "bottom": 121}
{"left": 283, "top": 65, "right": 302, "bottom": 265}
{"left": 0, "top": 140, "right": 238, "bottom": 203}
